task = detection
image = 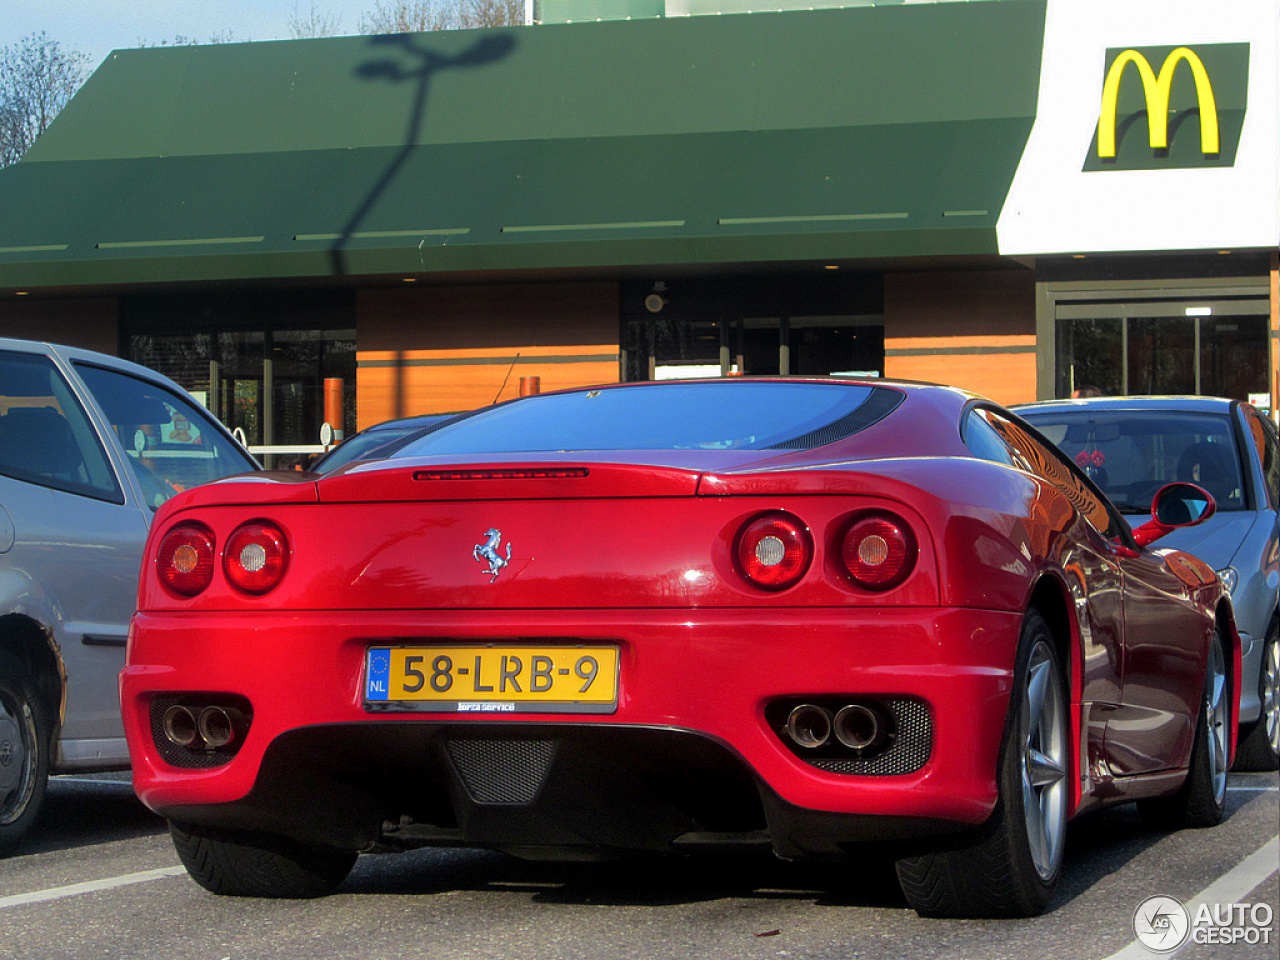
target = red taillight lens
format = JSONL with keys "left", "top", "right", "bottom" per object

{"left": 224, "top": 522, "right": 289, "bottom": 595}
{"left": 157, "top": 523, "right": 215, "bottom": 596}
{"left": 736, "top": 513, "right": 812, "bottom": 590}
{"left": 841, "top": 513, "right": 916, "bottom": 590}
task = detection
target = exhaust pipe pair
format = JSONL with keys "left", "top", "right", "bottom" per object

{"left": 162, "top": 704, "right": 242, "bottom": 749}
{"left": 785, "top": 703, "right": 884, "bottom": 751}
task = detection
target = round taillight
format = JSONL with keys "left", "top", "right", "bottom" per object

{"left": 736, "top": 513, "right": 812, "bottom": 590}
{"left": 224, "top": 522, "right": 289, "bottom": 595}
{"left": 841, "top": 513, "right": 916, "bottom": 590}
{"left": 157, "top": 523, "right": 215, "bottom": 596}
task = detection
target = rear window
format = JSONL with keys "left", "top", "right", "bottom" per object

{"left": 1021, "top": 410, "right": 1244, "bottom": 514}
{"left": 396, "top": 381, "right": 901, "bottom": 456}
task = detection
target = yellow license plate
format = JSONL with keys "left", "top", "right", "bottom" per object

{"left": 364, "top": 645, "right": 619, "bottom": 714}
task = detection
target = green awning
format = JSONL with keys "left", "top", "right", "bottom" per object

{"left": 0, "top": 2, "right": 1045, "bottom": 289}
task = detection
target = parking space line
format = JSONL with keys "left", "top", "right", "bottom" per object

{"left": 0, "top": 866, "right": 187, "bottom": 910}
{"left": 1101, "top": 835, "right": 1280, "bottom": 960}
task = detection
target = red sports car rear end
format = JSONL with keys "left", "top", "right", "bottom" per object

{"left": 121, "top": 379, "right": 1235, "bottom": 916}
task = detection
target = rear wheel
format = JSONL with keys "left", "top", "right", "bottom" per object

{"left": 0, "top": 667, "right": 52, "bottom": 855}
{"left": 1139, "top": 626, "right": 1230, "bottom": 828}
{"left": 169, "top": 820, "right": 357, "bottom": 898}
{"left": 896, "top": 609, "right": 1068, "bottom": 917}
{"left": 1233, "top": 616, "right": 1279, "bottom": 772}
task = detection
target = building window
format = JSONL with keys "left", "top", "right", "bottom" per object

{"left": 1054, "top": 297, "right": 1270, "bottom": 400}
{"left": 122, "top": 293, "right": 356, "bottom": 467}
{"left": 621, "top": 277, "right": 884, "bottom": 382}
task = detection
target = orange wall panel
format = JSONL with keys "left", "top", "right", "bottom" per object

{"left": 355, "top": 282, "right": 621, "bottom": 427}
{"left": 885, "top": 345, "right": 1036, "bottom": 407}
{"left": 884, "top": 270, "right": 1037, "bottom": 405}
{"left": 1270, "top": 251, "right": 1278, "bottom": 417}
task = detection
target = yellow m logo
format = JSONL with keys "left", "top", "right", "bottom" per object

{"left": 1098, "top": 47, "right": 1219, "bottom": 159}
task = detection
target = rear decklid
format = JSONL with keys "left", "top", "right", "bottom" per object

{"left": 314, "top": 452, "right": 731, "bottom": 501}
{"left": 141, "top": 452, "right": 942, "bottom": 611}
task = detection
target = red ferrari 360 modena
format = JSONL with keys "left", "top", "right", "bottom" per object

{"left": 120, "top": 379, "right": 1239, "bottom": 917}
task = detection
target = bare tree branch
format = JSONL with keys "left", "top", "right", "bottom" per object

{"left": 0, "top": 32, "right": 91, "bottom": 167}
{"left": 136, "top": 31, "right": 244, "bottom": 48}
{"left": 458, "top": 0, "right": 525, "bottom": 29}
{"left": 290, "top": 3, "right": 347, "bottom": 38}
{"left": 361, "top": 0, "right": 461, "bottom": 34}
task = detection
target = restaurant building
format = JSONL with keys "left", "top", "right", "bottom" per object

{"left": 0, "top": 0, "right": 1276, "bottom": 458}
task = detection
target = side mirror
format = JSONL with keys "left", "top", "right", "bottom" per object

{"left": 1131, "top": 482, "right": 1217, "bottom": 548}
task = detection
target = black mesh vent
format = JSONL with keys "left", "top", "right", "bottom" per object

{"left": 809, "top": 699, "right": 932, "bottom": 776}
{"left": 446, "top": 738, "right": 557, "bottom": 804}
{"left": 766, "top": 388, "right": 904, "bottom": 450}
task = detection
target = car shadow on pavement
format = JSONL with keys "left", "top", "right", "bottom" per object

{"left": 1053, "top": 781, "right": 1261, "bottom": 907}
{"left": 344, "top": 844, "right": 907, "bottom": 910}
{"left": 341, "top": 785, "right": 1263, "bottom": 913}
{"left": 19, "top": 775, "right": 166, "bottom": 855}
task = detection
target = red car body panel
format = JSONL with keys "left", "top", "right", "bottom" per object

{"left": 124, "top": 607, "right": 1018, "bottom": 835}
{"left": 120, "top": 380, "right": 1237, "bottom": 860}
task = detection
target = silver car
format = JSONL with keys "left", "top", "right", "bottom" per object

{"left": 1014, "top": 397, "right": 1279, "bottom": 771}
{"left": 0, "top": 338, "right": 258, "bottom": 851}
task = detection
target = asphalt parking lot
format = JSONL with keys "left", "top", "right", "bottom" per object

{"left": 0, "top": 772, "right": 1275, "bottom": 960}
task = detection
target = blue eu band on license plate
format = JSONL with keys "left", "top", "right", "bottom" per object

{"left": 364, "top": 645, "right": 619, "bottom": 714}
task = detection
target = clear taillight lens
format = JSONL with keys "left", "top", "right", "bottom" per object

{"left": 736, "top": 513, "right": 812, "bottom": 590}
{"left": 841, "top": 513, "right": 915, "bottom": 590}
{"left": 157, "top": 523, "right": 215, "bottom": 596}
{"left": 224, "top": 522, "right": 289, "bottom": 595}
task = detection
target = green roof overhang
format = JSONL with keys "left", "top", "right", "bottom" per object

{"left": 0, "top": 2, "right": 1045, "bottom": 290}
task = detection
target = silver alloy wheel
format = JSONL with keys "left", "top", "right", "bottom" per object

{"left": 1263, "top": 633, "right": 1280, "bottom": 756}
{"left": 1020, "top": 640, "right": 1068, "bottom": 881}
{"left": 1204, "top": 635, "right": 1230, "bottom": 807}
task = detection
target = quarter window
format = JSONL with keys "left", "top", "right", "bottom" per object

{"left": 963, "top": 409, "right": 1018, "bottom": 467}
{"left": 974, "top": 407, "right": 1117, "bottom": 538}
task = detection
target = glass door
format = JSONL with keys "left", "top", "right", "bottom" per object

{"left": 1055, "top": 297, "right": 1270, "bottom": 400}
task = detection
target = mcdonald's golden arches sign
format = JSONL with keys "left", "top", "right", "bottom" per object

{"left": 1085, "top": 43, "right": 1249, "bottom": 171}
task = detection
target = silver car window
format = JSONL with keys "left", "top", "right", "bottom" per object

{"left": 74, "top": 362, "right": 258, "bottom": 509}
{"left": 0, "top": 351, "right": 122, "bottom": 503}
{"left": 1244, "top": 408, "right": 1278, "bottom": 511}
{"left": 1023, "top": 411, "right": 1245, "bottom": 515}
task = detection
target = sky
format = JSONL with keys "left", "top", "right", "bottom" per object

{"left": 2, "top": 1, "right": 378, "bottom": 73}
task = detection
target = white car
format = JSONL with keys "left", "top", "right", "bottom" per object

{"left": 1016, "top": 396, "right": 1279, "bottom": 771}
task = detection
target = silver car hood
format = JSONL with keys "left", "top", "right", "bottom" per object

{"left": 1158, "top": 511, "right": 1261, "bottom": 570}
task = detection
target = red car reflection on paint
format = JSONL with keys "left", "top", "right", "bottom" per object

{"left": 120, "top": 379, "right": 1239, "bottom": 917}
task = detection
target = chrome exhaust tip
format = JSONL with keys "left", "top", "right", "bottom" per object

{"left": 162, "top": 705, "right": 198, "bottom": 747}
{"left": 197, "top": 706, "right": 238, "bottom": 749}
{"left": 833, "top": 703, "right": 883, "bottom": 750}
{"left": 785, "top": 704, "right": 833, "bottom": 749}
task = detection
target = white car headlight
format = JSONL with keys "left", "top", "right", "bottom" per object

{"left": 1215, "top": 566, "right": 1239, "bottom": 595}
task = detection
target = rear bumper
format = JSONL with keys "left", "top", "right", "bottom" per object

{"left": 121, "top": 606, "right": 1022, "bottom": 854}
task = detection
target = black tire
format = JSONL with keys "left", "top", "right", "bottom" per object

{"left": 169, "top": 820, "right": 357, "bottom": 898}
{"left": 1232, "top": 616, "right": 1279, "bottom": 772}
{"left": 0, "top": 667, "right": 52, "bottom": 855}
{"left": 1139, "top": 625, "right": 1230, "bottom": 829}
{"left": 895, "top": 609, "right": 1069, "bottom": 918}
